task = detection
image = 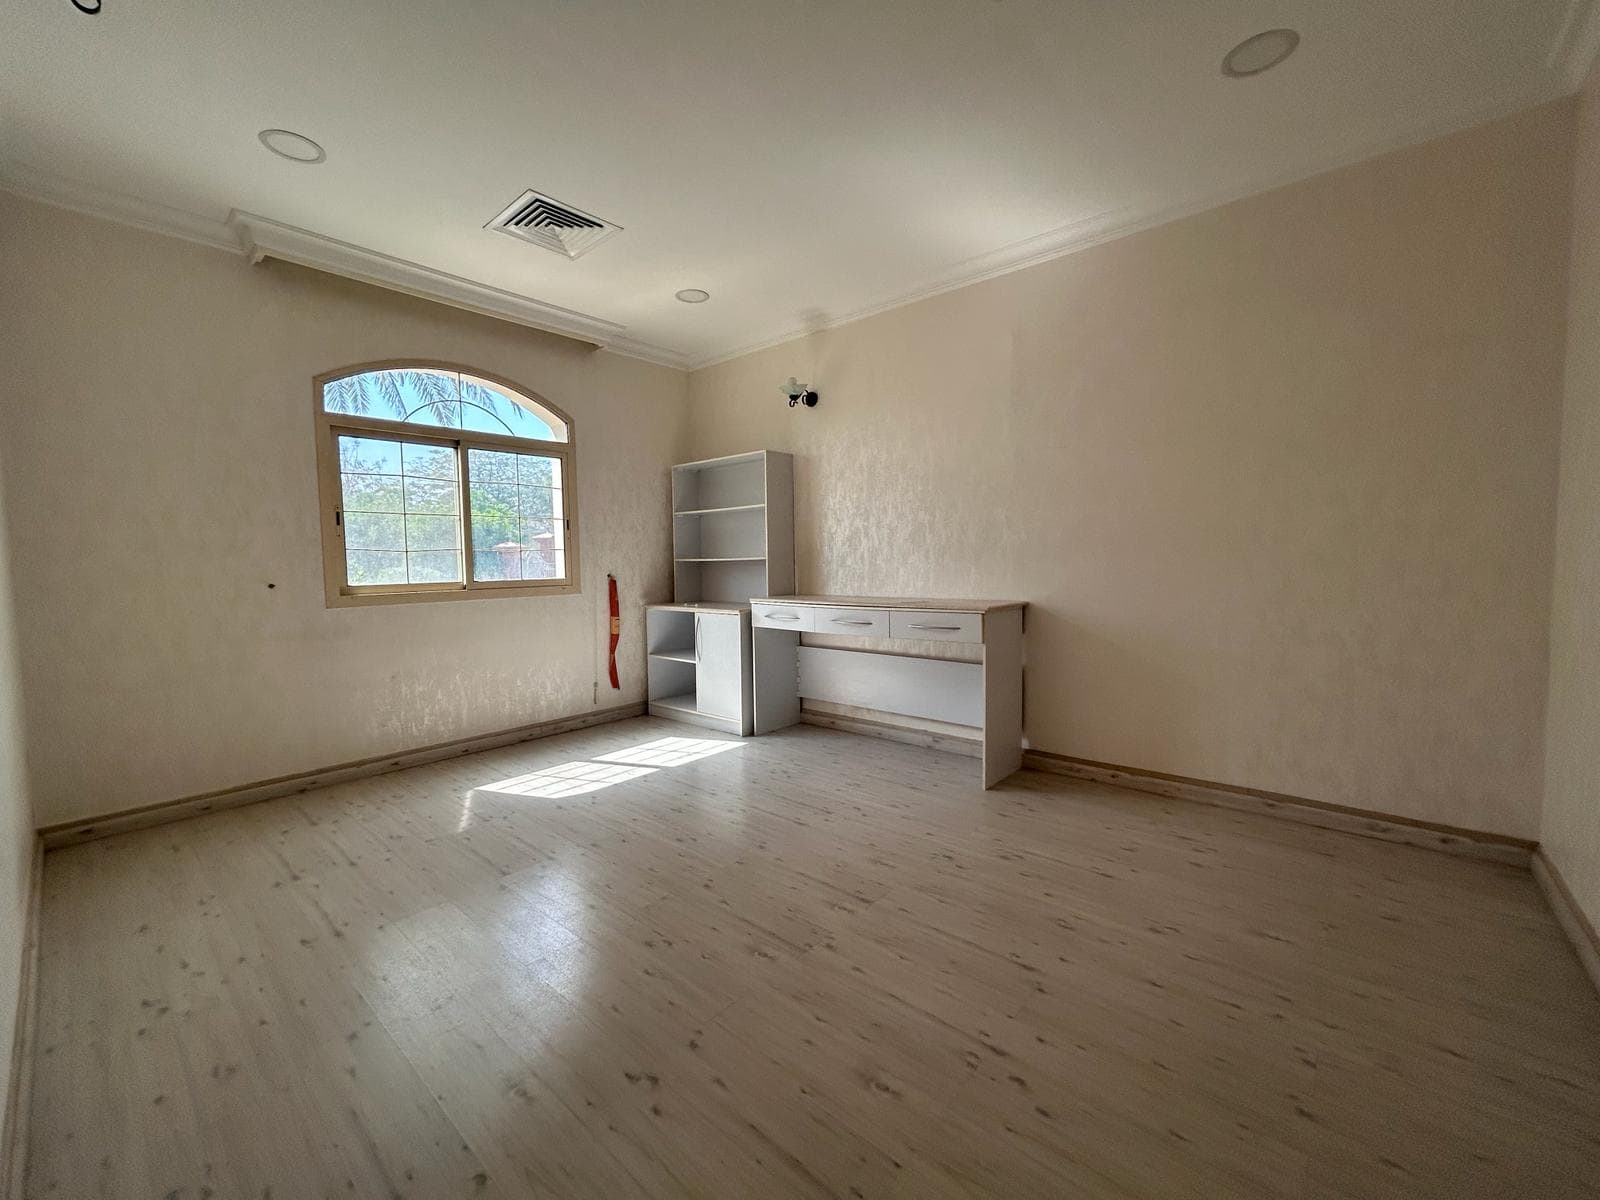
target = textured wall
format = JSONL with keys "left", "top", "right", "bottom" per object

{"left": 1544, "top": 63, "right": 1600, "bottom": 925}
{"left": 688, "top": 101, "right": 1574, "bottom": 840}
{"left": 0, "top": 194, "right": 688, "bottom": 826}
{"left": 0, "top": 444, "right": 35, "bottom": 1144}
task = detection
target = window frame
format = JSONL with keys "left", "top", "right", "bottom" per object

{"left": 312, "top": 360, "right": 580, "bottom": 608}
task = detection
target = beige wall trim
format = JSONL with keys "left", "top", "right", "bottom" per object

{"left": 1533, "top": 851, "right": 1600, "bottom": 998}
{"left": 0, "top": 836, "right": 42, "bottom": 1200}
{"left": 1023, "top": 750, "right": 1536, "bottom": 866}
{"left": 39, "top": 702, "right": 645, "bottom": 849}
{"left": 798, "top": 709, "right": 981, "bottom": 759}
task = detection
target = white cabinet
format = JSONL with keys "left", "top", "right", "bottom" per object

{"left": 646, "top": 605, "right": 753, "bottom": 735}
{"left": 694, "top": 612, "right": 747, "bottom": 723}
{"left": 646, "top": 450, "right": 793, "bottom": 738}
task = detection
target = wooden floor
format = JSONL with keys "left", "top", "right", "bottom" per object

{"left": 25, "top": 717, "right": 1600, "bottom": 1199}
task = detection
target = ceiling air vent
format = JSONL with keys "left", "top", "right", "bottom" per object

{"left": 486, "top": 189, "right": 622, "bottom": 259}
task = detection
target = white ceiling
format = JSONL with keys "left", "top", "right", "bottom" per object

{"left": 2, "top": 1, "right": 1595, "bottom": 368}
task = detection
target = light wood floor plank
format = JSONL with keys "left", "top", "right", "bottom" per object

{"left": 24, "top": 719, "right": 1600, "bottom": 1198}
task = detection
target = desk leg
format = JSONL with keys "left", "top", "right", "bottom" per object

{"left": 982, "top": 608, "right": 1024, "bottom": 786}
{"left": 752, "top": 627, "right": 801, "bottom": 734}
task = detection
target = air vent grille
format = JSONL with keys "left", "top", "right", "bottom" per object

{"left": 486, "top": 190, "right": 621, "bottom": 259}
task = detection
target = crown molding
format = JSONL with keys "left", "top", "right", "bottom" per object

{"left": 228, "top": 210, "right": 628, "bottom": 351}
{"left": 0, "top": 160, "right": 239, "bottom": 254}
{"left": 229, "top": 210, "right": 688, "bottom": 368}
{"left": 0, "top": 56, "right": 1580, "bottom": 380}
{"left": 1553, "top": 0, "right": 1600, "bottom": 90}
{"left": 601, "top": 335, "right": 692, "bottom": 370}
{"left": 686, "top": 78, "right": 1568, "bottom": 371}
{"left": 0, "top": 161, "right": 688, "bottom": 370}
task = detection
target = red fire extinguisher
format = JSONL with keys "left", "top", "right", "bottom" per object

{"left": 607, "top": 574, "right": 621, "bottom": 690}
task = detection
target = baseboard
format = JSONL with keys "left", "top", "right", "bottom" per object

{"left": 1022, "top": 750, "right": 1535, "bottom": 867}
{"left": 798, "top": 709, "right": 981, "bottom": 759}
{"left": 39, "top": 701, "right": 646, "bottom": 848}
{"left": 0, "top": 836, "right": 42, "bottom": 1199}
{"left": 1532, "top": 851, "right": 1600, "bottom": 998}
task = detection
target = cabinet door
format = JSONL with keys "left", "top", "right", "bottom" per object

{"left": 695, "top": 612, "right": 745, "bottom": 720}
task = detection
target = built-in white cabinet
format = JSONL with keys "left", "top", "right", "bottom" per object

{"left": 693, "top": 611, "right": 747, "bottom": 723}
{"left": 646, "top": 605, "right": 752, "bottom": 734}
{"left": 645, "top": 450, "right": 793, "bottom": 736}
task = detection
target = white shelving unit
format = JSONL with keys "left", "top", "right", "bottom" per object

{"left": 669, "top": 450, "right": 794, "bottom": 605}
{"left": 646, "top": 451, "right": 795, "bottom": 736}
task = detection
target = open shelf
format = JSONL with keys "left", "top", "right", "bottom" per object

{"left": 674, "top": 503, "right": 766, "bottom": 517}
{"left": 666, "top": 450, "right": 792, "bottom": 606}
{"left": 649, "top": 649, "right": 697, "bottom": 664}
{"left": 672, "top": 456, "right": 766, "bottom": 513}
{"left": 648, "top": 692, "right": 699, "bottom": 717}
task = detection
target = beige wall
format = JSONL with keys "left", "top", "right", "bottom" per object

{"left": 689, "top": 100, "right": 1575, "bottom": 841}
{"left": 0, "top": 448, "right": 36, "bottom": 1146}
{"left": 1544, "top": 65, "right": 1600, "bottom": 925}
{"left": 0, "top": 194, "right": 688, "bottom": 827}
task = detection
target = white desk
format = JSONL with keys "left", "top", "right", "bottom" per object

{"left": 750, "top": 595, "right": 1026, "bottom": 787}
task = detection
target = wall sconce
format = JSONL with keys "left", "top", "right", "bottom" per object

{"left": 781, "top": 377, "right": 819, "bottom": 408}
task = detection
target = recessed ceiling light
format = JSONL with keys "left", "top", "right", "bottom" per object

{"left": 1222, "top": 28, "right": 1299, "bottom": 78}
{"left": 257, "top": 128, "right": 326, "bottom": 164}
{"left": 675, "top": 288, "right": 710, "bottom": 304}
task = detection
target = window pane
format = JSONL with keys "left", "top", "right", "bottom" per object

{"left": 404, "top": 476, "right": 458, "bottom": 515}
{"left": 471, "top": 548, "right": 512, "bottom": 582}
{"left": 338, "top": 434, "right": 462, "bottom": 588}
{"left": 323, "top": 368, "right": 568, "bottom": 441}
{"left": 467, "top": 448, "right": 567, "bottom": 582}
{"left": 339, "top": 437, "right": 402, "bottom": 474}
{"left": 401, "top": 442, "right": 458, "bottom": 481}
{"left": 345, "top": 549, "right": 406, "bottom": 586}
{"left": 341, "top": 472, "right": 403, "bottom": 514}
{"left": 519, "top": 486, "right": 563, "bottom": 522}
{"left": 407, "top": 551, "right": 461, "bottom": 584}
{"left": 404, "top": 514, "right": 458, "bottom": 552}
{"left": 469, "top": 448, "right": 518, "bottom": 483}
{"left": 344, "top": 512, "right": 405, "bottom": 551}
{"left": 518, "top": 455, "right": 560, "bottom": 489}
{"left": 521, "top": 516, "right": 562, "bottom": 550}
{"left": 522, "top": 548, "right": 565, "bottom": 581}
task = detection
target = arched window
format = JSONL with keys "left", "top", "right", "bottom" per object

{"left": 313, "top": 363, "right": 577, "bottom": 605}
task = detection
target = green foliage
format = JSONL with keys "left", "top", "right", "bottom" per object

{"left": 471, "top": 493, "right": 520, "bottom": 549}
{"left": 323, "top": 369, "right": 557, "bottom": 439}
{"left": 329, "top": 399, "right": 563, "bottom": 587}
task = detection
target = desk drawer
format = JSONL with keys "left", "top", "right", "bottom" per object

{"left": 810, "top": 605, "right": 890, "bottom": 637}
{"left": 752, "top": 602, "right": 814, "bottom": 632}
{"left": 889, "top": 609, "right": 983, "bottom": 644}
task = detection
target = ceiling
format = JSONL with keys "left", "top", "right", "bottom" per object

{"left": 2, "top": 1, "right": 1595, "bottom": 368}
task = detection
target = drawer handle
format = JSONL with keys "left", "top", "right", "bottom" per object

{"left": 764, "top": 613, "right": 800, "bottom": 621}
{"left": 831, "top": 618, "right": 874, "bottom": 626}
{"left": 908, "top": 623, "right": 963, "bottom": 631}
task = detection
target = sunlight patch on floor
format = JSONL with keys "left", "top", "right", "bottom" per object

{"left": 594, "top": 736, "right": 747, "bottom": 768}
{"left": 478, "top": 759, "right": 656, "bottom": 799}
{"left": 470, "top": 735, "right": 746, "bottom": 806}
